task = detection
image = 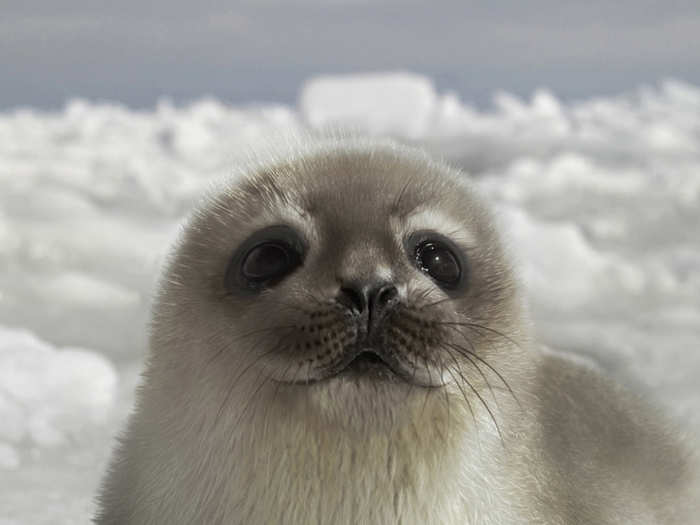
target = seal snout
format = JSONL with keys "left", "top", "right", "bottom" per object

{"left": 327, "top": 281, "right": 444, "bottom": 385}
{"left": 336, "top": 280, "right": 399, "bottom": 335}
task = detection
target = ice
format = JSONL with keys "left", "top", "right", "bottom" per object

{"left": 498, "top": 206, "right": 647, "bottom": 311}
{"left": 300, "top": 72, "right": 438, "bottom": 138}
{"left": 0, "top": 327, "right": 117, "bottom": 450}
{"left": 1, "top": 72, "right": 699, "bottom": 522}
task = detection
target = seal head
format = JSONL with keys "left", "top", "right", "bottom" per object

{"left": 155, "top": 139, "right": 528, "bottom": 427}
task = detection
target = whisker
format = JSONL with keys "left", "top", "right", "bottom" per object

{"left": 290, "top": 359, "right": 305, "bottom": 385}
{"left": 419, "top": 296, "right": 453, "bottom": 309}
{"left": 445, "top": 341, "right": 499, "bottom": 408}
{"left": 415, "top": 287, "right": 433, "bottom": 304}
{"left": 215, "top": 347, "right": 280, "bottom": 423}
{"left": 206, "top": 325, "right": 295, "bottom": 366}
{"left": 392, "top": 173, "right": 415, "bottom": 212}
{"left": 441, "top": 347, "right": 477, "bottom": 431}
{"left": 305, "top": 360, "right": 313, "bottom": 385}
{"left": 437, "top": 320, "right": 522, "bottom": 350}
{"left": 419, "top": 352, "right": 433, "bottom": 419}
{"left": 259, "top": 297, "right": 313, "bottom": 315}
{"left": 296, "top": 288, "right": 328, "bottom": 308}
{"left": 444, "top": 332, "right": 521, "bottom": 410}
{"left": 231, "top": 371, "right": 273, "bottom": 432}
{"left": 441, "top": 354, "right": 451, "bottom": 441}
{"left": 270, "top": 359, "right": 297, "bottom": 404}
{"left": 443, "top": 344, "right": 504, "bottom": 446}
{"left": 402, "top": 350, "right": 419, "bottom": 403}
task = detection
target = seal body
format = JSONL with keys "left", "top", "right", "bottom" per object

{"left": 95, "top": 137, "right": 698, "bottom": 524}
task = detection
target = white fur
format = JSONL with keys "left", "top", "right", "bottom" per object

{"left": 96, "top": 136, "right": 699, "bottom": 524}
{"left": 401, "top": 207, "right": 477, "bottom": 248}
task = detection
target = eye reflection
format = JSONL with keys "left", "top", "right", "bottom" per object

{"left": 415, "top": 241, "right": 461, "bottom": 285}
{"left": 406, "top": 231, "right": 466, "bottom": 291}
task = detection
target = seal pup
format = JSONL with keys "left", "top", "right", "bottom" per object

{"left": 96, "top": 137, "right": 698, "bottom": 524}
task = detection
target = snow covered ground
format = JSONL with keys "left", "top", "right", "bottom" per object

{"left": 1, "top": 72, "right": 699, "bottom": 523}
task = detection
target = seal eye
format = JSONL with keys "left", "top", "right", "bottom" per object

{"left": 415, "top": 241, "right": 461, "bottom": 286}
{"left": 225, "top": 225, "right": 305, "bottom": 293}
{"left": 242, "top": 242, "right": 296, "bottom": 282}
{"left": 406, "top": 231, "right": 466, "bottom": 290}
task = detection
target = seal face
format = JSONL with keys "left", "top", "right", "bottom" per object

{"left": 182, "top": 142, "right": 522, "bottom": 404}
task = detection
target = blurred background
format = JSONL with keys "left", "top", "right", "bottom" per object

{"left": 1, "top": 1, "right": 699, "bottom": 523}
{"left": 3, "top": 0, "right": 700, "bottom": 109}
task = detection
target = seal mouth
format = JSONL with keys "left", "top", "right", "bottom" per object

{"left": 332, "top": 347, "right": 413, "bottom": 383}
{"left": 345, "top": 350, "right": 391, "bottom": 372}
{"left": 275, "top": 344, "right": 443, "bottom": 388}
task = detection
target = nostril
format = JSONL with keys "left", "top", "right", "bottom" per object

{"left": 376, "top": 284, "right": 398, "bottom": 307}
{"left": 337, "top": 282, "right": 398, "bottom": 317}
{"left": 338, "top": 286, "right": 367, "bottom": 313}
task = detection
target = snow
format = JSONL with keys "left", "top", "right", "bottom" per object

{"left": 1, "top": 73, "right": 699, "bottom": 522}
{"left": 300, "top": 73, "right": 438, "bottom": 138}
{"left": 0, "top": 327, "right": 116, "bottom": 447}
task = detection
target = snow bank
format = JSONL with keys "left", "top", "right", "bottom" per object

{"left": 0, "top": 326, "right": 117, "bottom": 463}
{"left": 301, "top": 75, "right": 700, "bottom": 169}
{"left": 300, "top": 72, "right": 438, "bottom": 138}
{"left": 1, "top": 72, "right": 699, "bottom": 523}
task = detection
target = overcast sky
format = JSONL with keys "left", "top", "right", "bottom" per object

{"left": 1, "top": 0, "right": 699, "bottom": 109}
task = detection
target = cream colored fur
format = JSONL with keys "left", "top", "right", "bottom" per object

{"left": 95, "top": 136, "right": 699, "bottom": 524}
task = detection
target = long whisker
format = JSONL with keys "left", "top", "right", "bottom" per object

{"left": 305, "top": 360, "right": 313, "bottom": 386}
{"left": 444, "top": 332, "right": 521, "bottom": 410}
{"left": 215, "top": 347, "right": 280, "bottom": 423}
{"left": 419, "top": 296, "right": 453, "bottom": 309}
{"left": 206, "top": 325, "right": 295, "bottom": 366}
{"left": 441, "top": 347, "right": 477, "bottom": 431}
{"left": 402, "top": 350, "right": 419, "bottom": 403}
{"left": 259, "top": 298, "right": 313, "bottom": 315}
{"left": 415, "top": 286, "right": 433, "bottom": 305}
{"left": 290, "top": 359, "right": 305, "bottom": 386}
{"left": 270, "top": 359, "right": 297, "bottom": 404}
{"left": 231, "top": 371, "right": 274, "bottom": 432}
{"left": 419, "top": 351, "right": 433, "bottom": 419}
{"left": 392, "top": 173, "right": 416, "bottom": 212}
{"left": 443, "top": 344, "right": 504, "bottom": 446}
{"left": 441, "top": 353, "right": 452, "bottom": 441}
{"left": 445, "top": 341, "right": 499, "bottom": 408}
{"left": 295, "top": 288, "right": 328, "bottom": 308}
{"left": 437, "top": 320, "right": 522, "bottom": 350}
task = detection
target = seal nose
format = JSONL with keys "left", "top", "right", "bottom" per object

{"left": 337, "top": 282, "right": 399, "bottom": 328}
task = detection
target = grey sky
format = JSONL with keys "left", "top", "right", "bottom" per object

{"left": 1, "top": 0, "right": 699, "bottom": 109}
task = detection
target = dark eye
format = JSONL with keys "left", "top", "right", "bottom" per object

{"left": 415, "top": 241, "right": 460, "bottom": 285}
{"left": 242, "top": 242, "right": 296, "bottom": 282}
{"left": 225, "top": 225, "right": 305, "bottom": 293}
{"left": 407, "top": 232, "right": 466, "bottom": 290}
